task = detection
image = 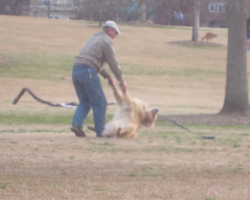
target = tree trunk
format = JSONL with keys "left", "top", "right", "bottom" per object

{"left": 191, "top": 0, "right": 201, "bottom": 41}
{"left": 219, "top": 0, "right": 249, "bottom": 115}
{"left": 139, "top": 0, "right": 146, "bottom": 22}
{"left": 167, "top": 0, "right": 172, "bottom": 25}
{"left": 99, "top": 8, "right": 102, "bottom": 27}
{"left": 89, "top": 1, "right": 93, "bottom": 22}
{"left": 47, "top": 0, "right": 50, "bottom": 18}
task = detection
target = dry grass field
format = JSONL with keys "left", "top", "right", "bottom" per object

{"left": 1, "top": 15, "right": 250, "bottom": 200}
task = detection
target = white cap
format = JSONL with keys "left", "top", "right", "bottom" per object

{"left": 103, "top": 20, "right": 121, "bottom": 35}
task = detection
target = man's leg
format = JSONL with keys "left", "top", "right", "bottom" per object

{"left": 83, "top": 68, "right": 107, "bottom": 137}
{"left": 72, "top": 67, "right": 91, "bottom": 133}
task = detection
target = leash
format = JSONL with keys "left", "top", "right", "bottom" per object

{"left": 158, "top": 114, "right": 215, "bottom": 139}
{"left": 12, "top": 88, "right": 215, "bottom": 140}
{"left": 12, "top": 87, "right": 115, "bottom": 108}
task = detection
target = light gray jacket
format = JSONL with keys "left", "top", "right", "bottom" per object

{"left": 75, "top": 31, "right": 123, "bottom": 81}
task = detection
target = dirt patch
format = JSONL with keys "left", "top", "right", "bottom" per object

{"left": 0, "top": 52, "right": 14, "bottom": 65}
{"left": 169, "top": 40, "right": 223, "bottom": 47}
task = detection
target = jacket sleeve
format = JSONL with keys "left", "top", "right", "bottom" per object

{"left": 103, "top": 41, "right": 123, "bottom": 82}
{"left": 99, "top": 68, "right": 110, "bottom": 79}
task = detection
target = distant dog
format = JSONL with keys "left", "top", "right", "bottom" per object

{"left": 88, "top": 82, "right": 159, "bottom": 138}
{"left": 202, "top": 32, "right": 217, "bottom": 42}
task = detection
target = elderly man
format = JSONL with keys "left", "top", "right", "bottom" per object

{"left": 71, "top": 21, "right": 126, "bottom": 137}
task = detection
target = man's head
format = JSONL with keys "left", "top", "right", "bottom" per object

{"left": 103, "top": 21, "right": 121, "bottom": 39}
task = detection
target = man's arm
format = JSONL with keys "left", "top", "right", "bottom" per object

{"left": 103, "top": 41, "right": 123, "bottom": 82}
{"left": 103, "top": 40, "right": 127, "bottom": 92}
{"left": 99, "top": 68, "right": 110, "bottom": 79}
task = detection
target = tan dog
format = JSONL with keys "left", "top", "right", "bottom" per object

{"left": 202, "top": 32, "right": 217, "bottom": 42}
{"left": 89, "top": 83, "right": 159, "bottom": 138}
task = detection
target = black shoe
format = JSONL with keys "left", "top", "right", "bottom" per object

{"left": 71, "top": 125, "right": 86, "bottom": 137}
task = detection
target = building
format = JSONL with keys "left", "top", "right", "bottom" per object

{"left": 22, "top": 0, "right": 79, "bottom": 19}
{"left": 200, "top": 0, "right": 250, "bottom": 28}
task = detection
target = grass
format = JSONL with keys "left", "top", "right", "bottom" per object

{"left": 0, "top": 50, "right": 73, "bottom": 80}
{"left": 0, "top": 182, "right": 8, "bottom": 189}
{"left": 0, "top": 111, "right": 113, "bottom": 125}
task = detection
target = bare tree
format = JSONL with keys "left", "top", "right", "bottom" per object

{"left": 0, "top": 0, "right": 29, "bottom": 15}
{"left": 74, "top": 0, "right": 122, "bottom": 26}
{"left": 138, "top": 0, "right": 146, "bottom": 22}
{"left": 191, "top": 0, "right": 201, "bottom": 41}
{"left": 219, "top": 0, "right": 249, "bottom": 115}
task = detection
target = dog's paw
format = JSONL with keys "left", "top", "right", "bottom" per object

{"left": 87, "top": 126, "right": 95, "bottom": 132}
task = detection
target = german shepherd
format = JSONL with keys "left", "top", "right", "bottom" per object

{"left": 89, "top": 83, "right": 159, "bottom": 138}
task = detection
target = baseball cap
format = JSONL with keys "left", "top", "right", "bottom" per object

{"left": 103, "top": 21, "right": 121, "bottom": 35}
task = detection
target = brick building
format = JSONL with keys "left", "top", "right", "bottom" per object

{"left": 200, "top": 0, "right": 250, "bottom": 28}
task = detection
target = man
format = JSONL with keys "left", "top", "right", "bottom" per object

{"left": 178, "top": 11, "right": 184, "bottom": 26}
{"left": 71, "top": 21, "right": 127, "bottom": 137}
{"left": 172, "top": 11, "right": 179, "bottom": 26}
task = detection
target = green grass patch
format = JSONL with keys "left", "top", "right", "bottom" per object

{"left": 0, "top": 111, "right": 75, "bottom": 125}
{"left": 0, "top": 182, "right": 8, "bottom": 189}
{"left": 121, "top": 63, "right": 225, "bottom": 78}
{"left": 60, "top": 171, "right": 67, "bottom": 175}
{"left": 0, "top": 50, "right": 73, "bottom": 80}
{"left": 0, "top": 110, "right": 113, "bottom": 125}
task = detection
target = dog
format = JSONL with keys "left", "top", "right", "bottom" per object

{"left": 88, "top": 82, "right": 159, "bottom": 138}
{"left": 202, "top": 32, "right": 217, "bottom": 42}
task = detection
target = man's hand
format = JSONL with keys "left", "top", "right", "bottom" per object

{"left": 107, "top": 75, "right": 114, "bottom": 86}
{"left": 119, "top": 80, "right": 127, "bottom": 93}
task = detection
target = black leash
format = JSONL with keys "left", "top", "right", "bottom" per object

{"left": 12, "top": 88, "right": 115, "bottom": 107}
{"left": 158, "top": 114, "right": 215, "bottom": 139}
{"left": 158, "top": 115, "right": 194, "bottom": 133}
{"left": 12, "top": 88, "right": 215, "bottom": 139}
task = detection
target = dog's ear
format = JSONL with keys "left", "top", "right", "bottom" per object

{"left": 151, "top": 108, "right": 159, "bottom": 116}
{"left": 145, "top": 108, "right": 159, "bottom": 130}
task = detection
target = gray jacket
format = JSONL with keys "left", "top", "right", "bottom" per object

{"left": 75, "top": 31, "right": 123, "bottom": 81}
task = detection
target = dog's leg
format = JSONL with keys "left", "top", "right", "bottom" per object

{"left": 117, "top": 126, "right": 136, "bottom": 138}
{"left": 110, "top": 84, "right": 123, "bottom": 105}
{"left": 111, "top": 82, "right": 133, "bottom": 107}
{"left": 122, "top": 90, "right": 133, "bottom": 107}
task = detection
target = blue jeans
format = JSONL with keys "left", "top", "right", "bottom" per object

{"left": 72, "top": 63, "right": 107, "bottom": 137}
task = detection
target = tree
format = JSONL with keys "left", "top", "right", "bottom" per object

{"left": 219, "top": 0, "right": 249, "bottom": 115}
{"left": 46, "top": 0, "right": 51, "bottom": 18}
{"left": 138, "top": 0, "right": 146, "bottom": 22}
{"left": 0, "top": 0, "right": 29, "bottom": 15}
{"left": 191, "top": 0, "right": 201, "bottom": 41}
{"left": 74, "top": 0, "right": 122, "bottom": 26}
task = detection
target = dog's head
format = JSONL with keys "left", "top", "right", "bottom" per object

{"left": 143, "top": 108, "right": 159, "bottom": 130}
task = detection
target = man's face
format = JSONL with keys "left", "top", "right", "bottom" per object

{"left": 107, "top": 28, "right": 118, "bottom": 39}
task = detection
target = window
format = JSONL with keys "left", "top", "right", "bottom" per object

{"left": 208, "top": 1, "right": 226, "bottom": 13}
{"left": 57, "top": 0, "right": 68, "bottom": 4}
{"left": 73, "top": 0, "right": 80, "bottom": 6}
{"left": 49, "top": 15, "right": 61, "bottom": 19}
{"left": 43, "top": 0, "right": 50, "bottom": 5}
{"left": 68, "top": 16, "right": 75, "bottom": 20}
